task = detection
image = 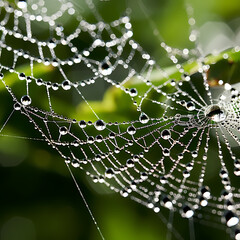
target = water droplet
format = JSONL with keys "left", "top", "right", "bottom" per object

{"left": 14, "top": 103, "right": 21, "bottom": 110}
{"left": 36, "top": 78, "right": 43, "bottom": 86}
{"left": 105, "top": 168, "right": 114, "bottom": 178}
{"left": 48, "top": 38, "right": 56, "bottom": 48}
{"left": 153, "top": 207, "right": 160, "bottom": 213}
{"left": 71, "top": 159, "right": 80, "bottom": 168}
{"left": 99, "top": 61, "right": 112, "bottom": 76}
{"left": 200, "top": 186, "right": 210, "bottom": 199}
{"left": 121, "top": 189, "right": 128, "bottom": 197}
{"left": 163, "top": 148, "right": 170, "bottom": 156}
{"left": 127, "top": 126, "right": 136, "bottom": 135}
{"left": 160, "top": 176, "right": 168, "bottom": 184}
{"left": 139, "top": 112, "right": 149, "bottom": 124}
{"left": 219, "top": 169, "right": 228, "bottom": 178}
{"left": 191, "top": 151, "right": 198, "bottom": 158}
{"left": 235, "top": 229, "right": 240, "bottom": 240}
{"left": 141, "top": 172, "right": 148, "bottom": 180}
{"left": 18, "top": 72, "right": 26, "bottom": 80}
{"left": 21, "top": 95, "right": 31, "bottom": 106}
{"left": 205, "top": 104, "right": 226, "bottom": 122}
{"left": 62, "top": 80, "right": 71, "bottom": 90}
{"left": 161, "top": 129, "right": 171, "bottom": 140}
{"left": 186, "top": 101, "right": 195, "bottom": 111}
{"left": 186, "top": 162, "right": 193, "bottom": 171}
{"left": 162, "top": 196, "right": 173, "bottom": 209}
{"left": 199, "top": 197, "right": 208, "bottom": 207}
{"left": 95, "top": 135, "right": 103, "bottom": 142}
{"left": 126, "top": 159, "right": 134, "bottom": 168}
{"left": 183, "top": 170, "right": 190, "bottom": 178}
{"left": 130, "top": 181, "right": 137, "bottom": 190}
{"left": 234, "top": 167, "right": 240, "bottom": 176}
{"left": 108, "top": 132, "right": 115, "bottom": 139}
{"left": 182, "top": 205, "right": 194, "bottom": 218}
{"left": 224, "top": 211, "right": 239, "bottom": 227}
{"left": 221, "top": 190, "right": 232, "bottom": 200}
{"left": 17, "top": 0, "right": 27, "bottom": 9}
{"left": 78, "top": 120, "right": 87, "bottom": 128}
{"left": 59, "top": 126, "right": 68, "bottom": 135}
{"left": 94, "top": 119, "right": 106, "bottom": 131}
{"left": 129, "top": 88, "right": 138, "bottom": 97}
{"left": 65, "top": 157, "right": 71, "bottom": 164}
{"left": 87, "top": 136, "right": 94, "bottom": 143}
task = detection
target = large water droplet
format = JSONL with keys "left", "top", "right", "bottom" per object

{"left": 205, "top": 104, "right": 226, "bottom": 122}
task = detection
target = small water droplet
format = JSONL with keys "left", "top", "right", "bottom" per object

{"left": 199, "top": 197, "right": 208, "bottom": 207}
{"left": 126, "top": 159, "right": 134, "bottom": 168}
{"left": 18, "top": 72, "right": 26, "bottom": 80}
{"left": 105, "top": 168, "right": 114, "bottom": 178}
{"left": 186, "top": 101, "right": 195, "bottom": 111}
{"left": 71, "top": 159, "right": 80, "bottom": 168}
{"left": 163, "top": 148, "right": 170, "bottom": 156}
{"left": 235, "top": 229, "right": 240, "bottom": 240}
{"left": 21, "top": 95, "right": 31, "bottom": 106}
{"left": 59, "top": 126, "right": 68, "bottom": 135}
{"left": 121, "top": 189, "right": 129, "bottom": 197}
{"left": 183, "top": 170, "right": 190, "bottom": 178}
{"left": 161, "top": 129, "right": 171, "bottom": 140}
{"left": 78, "top": 120, "right": 87, "bottom": 128}
{"left": 129, "top": 88, "right": 138, "bottom": 97}
{"left": 99, "top": 61, "right": 112, "bottom": 76}
{"left": 14, "top": 103, "right": 21, "bottom": 110}
{"left": 224, "top": 211, "right": 239, "bottom": 227}
{"left": 17, "top": 0, "right": 27, "bottom": 9}
{"left": 127, "top": 126, "right": 136, "bottom": 135}
{"left": 94, "top": 119, "right": 106, "bottom": 131}
{"left": 139, "top": 112, "right": 149, "bottom": 124}
{"left": 62, "top": 80, "right": 71, "bottom": 90}
{"left": 182, "top": 205, "right": 194, "bottom": 218}
{"left": 162, "top": 196, "right": 173, "bottom": 209}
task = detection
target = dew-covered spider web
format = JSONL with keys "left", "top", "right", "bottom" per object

{"left": 0, "top": 0, "right": 240, "bottom": 239}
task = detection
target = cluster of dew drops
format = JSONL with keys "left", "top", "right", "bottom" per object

{"left": 1, "top": 0, "right": 240, "bottom": 239}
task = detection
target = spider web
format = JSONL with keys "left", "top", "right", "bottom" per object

{"left": 0, "top": 0, "right": 240, "bottom": 239}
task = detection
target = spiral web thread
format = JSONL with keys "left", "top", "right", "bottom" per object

{"left": 0, "top": 0, "right": 240, "bottom": 239}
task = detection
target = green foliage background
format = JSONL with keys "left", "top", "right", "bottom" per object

{"left": 0, "top": 0, "right": 240, "bottom": 240}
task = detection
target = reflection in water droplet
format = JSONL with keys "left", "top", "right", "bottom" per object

{"left": 21, "top": 95, "right": 31, "bottom": 106}
{"left": 99, "top": 61, "right": 112, "bottom": 76}
{"left": 205, "top": 104, "right": 227, "bottom": 122}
